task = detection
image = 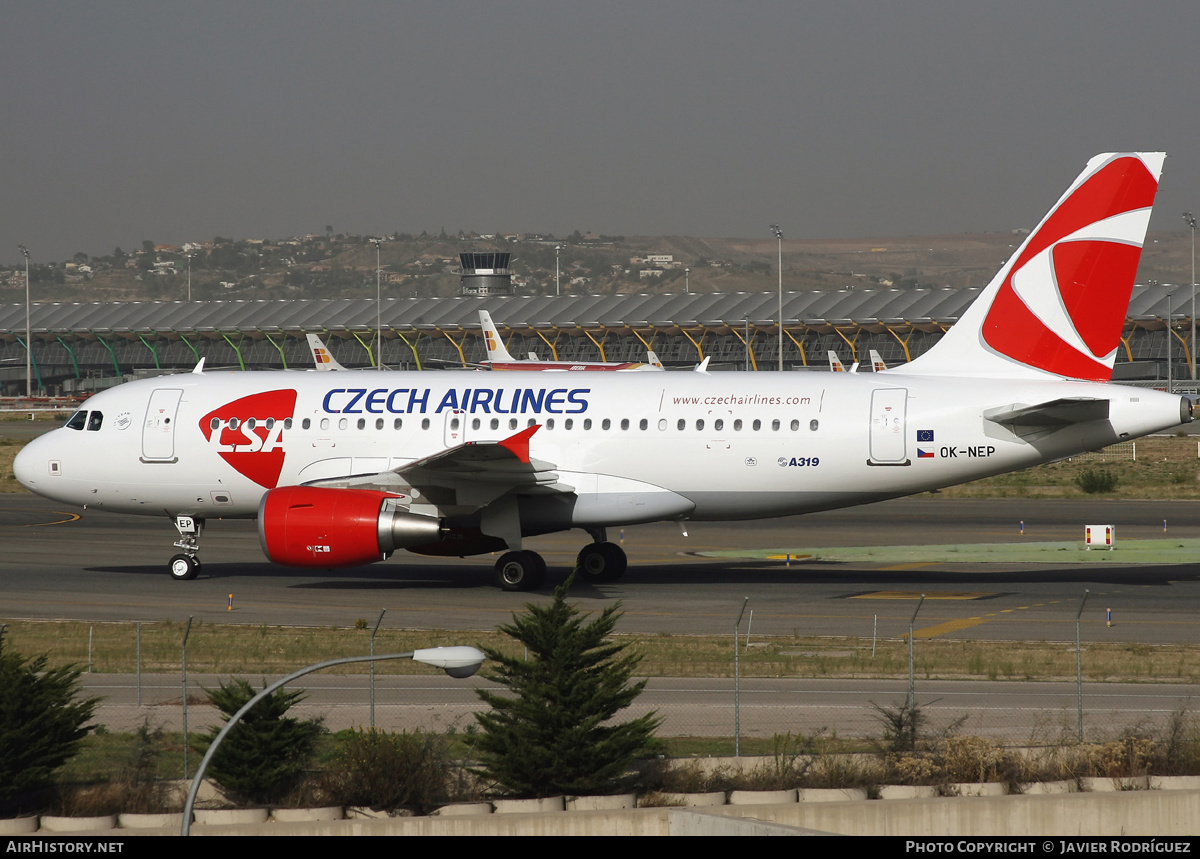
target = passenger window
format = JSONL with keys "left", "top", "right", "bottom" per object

{"left": 394, "top": 418, "right": 403, "bottom": 430}
{"left": 772, "top": 419, "right": 780, "bottom": 431}
{"left": 790, "top": 419, "right": 800, "bottom": 431}
{"left": 714, "top": 419, "right": 724, "bottom": 431}
{"left": 584, "top": 418, "right": 593, "bottom": 430}
{"left": 546, "top": 418, "right": 555, "bottom": 430}
{"left": 471, "top": 418, "right": 480, "bottom": 430}
{"left": 677, "top": 419, "right": 685, "bottom": 431}
{"left": 207, "top": 416, "right": 219, "bottom": 431}
{"left": 338, "top": 418, "right": 348, "bottom": 430}
{"left": 565, "top": 418, "right": 574, "bottom": 430}
{"left": 640, "top": 419, "right": 649, "bottom": 430}
{"left": 376, "top": 418, "right": 384, "bottom": 430}
{"left": 356, "top": 418, "right": 366, "bottom": 430}
{"left": 66, "top": 411, "right": 87, "bottom": 431}
{"left": 621, "top": 419, "right": 630, "bottom": 430}
{"left": 734, "top": 419, "right": 743, "bottom": 431}
{"left": 658, "top": 419, "right": 666, "bottom": 431}
{"left": 509, "top": 419, "right": 518, "bottom": 430}
{"left": 490, "top": 418, "right": 499, "bottom": 430}
{"left": 87, "top": 411, "right": 104, "bottom": 431}
{"left": 753, "top": 419, "right": 761, "bottom": 431}
{"left": 319, "top": 418, "right": 329, "bottom": 430}
{"left": 246, "top": 418, "right": 257, "bottom": 430}
{"left": 265, "top": 418, "right": 275, "bottom": 429}
{"left": 450, "top": 417, "right": 460, "bottom": 430}
{"left": 421, "top": 418, "right": 430, "bottom": 430}
{"left": 602, "top": 419, "right": 611, "bottom": 430}
{"left": 810, "top": 419, "right": 819, "bottom": 431}
{"left": 285, "top": 418, "right": 293, "bottom": 430}
{"left": 696, "top": 419, "right": 704, "bottom": 431}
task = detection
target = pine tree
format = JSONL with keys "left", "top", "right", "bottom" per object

{"left": 0, "top": 630, "right": 97, "bottom": 812}
{"left": 192, "top": 679, "right": 322, "bottom": 805}
{"left": 470, "top": 578, "right": 661, "bottom": 797}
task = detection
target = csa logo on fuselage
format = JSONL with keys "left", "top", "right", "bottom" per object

{"left": 199, "top": 389, "right": 298, "bottom": 488}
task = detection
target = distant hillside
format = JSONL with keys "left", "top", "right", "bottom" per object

{"left": 2, "top": 229, "right": 1194, "bottom": 304}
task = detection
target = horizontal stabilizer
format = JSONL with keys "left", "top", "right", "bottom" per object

{"left": 984, "top": 397, "right": 1109, "bottom": 427}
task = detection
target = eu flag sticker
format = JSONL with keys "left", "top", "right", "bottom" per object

{"left": 917, "top": 429, "right": 935, "bottom": 442}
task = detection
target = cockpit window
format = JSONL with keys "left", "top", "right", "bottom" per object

{"left": 87, "top": 411, "right": 103, "bottom": 432}
{"left": 65, "top": 411, "right": 87, "bottom": 431}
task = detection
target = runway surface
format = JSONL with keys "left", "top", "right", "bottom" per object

{"left": 4, "top": 493, "right": 1200, "bottom": 643}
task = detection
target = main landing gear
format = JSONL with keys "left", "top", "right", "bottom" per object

{"left": 576, "top": 540, "right": 627, "bottom": 584}
{"left": 494, "top": 550, "right": 547, "bottom": 592}
{"left": 491, "top": 539, "right": 628, "bottom": 592}
{"left": 168, "top": 515, "right": 204, "bottom": 581}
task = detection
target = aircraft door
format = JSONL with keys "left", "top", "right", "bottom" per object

{"left": 868, "top": 387, "right": 909, "bottom": 465}
{"left": 444, "top": 409, "right": 466, "bottom": 446}
{"left": 142, "top": 388, "right": 183, "bottom": 462}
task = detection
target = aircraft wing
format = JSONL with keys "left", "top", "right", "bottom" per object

{"left": 301, "top": 425, "right": 563, "bottom": 513}
{"left": 984, "top": 397, "right": 1110, "bottom": 427}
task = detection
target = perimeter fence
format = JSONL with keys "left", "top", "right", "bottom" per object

{"left": 6, "top": 613, "right": 1200, "bottom": 776}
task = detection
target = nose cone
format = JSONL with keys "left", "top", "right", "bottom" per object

{"left": 13, "top": 433, "right": 51, "bottom": 492}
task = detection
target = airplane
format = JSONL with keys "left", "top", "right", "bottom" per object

{"left": 827, "top": 351, "right": 851, "bottom": 373}
{"left": 14, "top": 153, "right": 1190, "bottom": 593}
{"left": 869, "top": 350, "right": 887, "bottom": 372}
{"left": 479, "top": 310, "right": 664, "bottom": 371}
{"left": 306, "top": 334, "right": 348, "bottom": 371}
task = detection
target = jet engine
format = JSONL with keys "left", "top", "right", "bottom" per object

{"left": 258, "top": 486, "right": 444, "bottom": 568}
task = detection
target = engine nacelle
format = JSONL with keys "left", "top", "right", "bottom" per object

{"left": 258, "top": 486, "right": 444, "bottom": 568}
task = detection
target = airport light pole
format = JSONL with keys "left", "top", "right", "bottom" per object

{"left": 186, "top": 251, "right": 193, "bottom": 302}
{"left": 684, "top": 267, "right": 690, "bottom": 295}
{"left": 555, "top": 244, "right": 562, "bottom": 296}
{"left": 769, "top": 225, "right": 783, "bottom": 371}
{"left": 182, "top": 646, "right": 485, "bottom": 835}
{"left": 19, "top": 244, "right": 31, "bottom": 397}
{"left": 371, "top": 238, "right": 383, "bottom": 368}
{"left": 1185, "top": 212, "right": 1197, "bottom": 381}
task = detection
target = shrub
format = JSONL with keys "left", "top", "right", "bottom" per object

{"left": 1075, "top": 467, "right": 1119, "bottom": 494}
{"left": 191, "top": 679, "right": 322, "bottom": 806}
{"left": 470, "top": 576, "right": 662, "bottom": 797}
{"left": 0, "top": 629, "right": 98, "bottom": 814}
{"left": 319, "top": 728, "right": 469, "bottom": 811}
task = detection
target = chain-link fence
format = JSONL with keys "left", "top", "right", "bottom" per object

{"left": 7, "top": 614, "right": 1197, "bottom": 771}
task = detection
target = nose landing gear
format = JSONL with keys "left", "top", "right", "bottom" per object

{"left": 168, "top": 515, "right": 204, "bottom": 581}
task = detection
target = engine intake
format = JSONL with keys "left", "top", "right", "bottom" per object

{"left": 258, "top": 486, "right": 443, "bottom": 568}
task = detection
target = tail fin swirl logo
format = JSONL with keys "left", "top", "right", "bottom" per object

{"left": 981, "top": 154, "right": 1161, "bottom": 381}
{"left": 199, "top": 389, "right": 298, "bottom": 488}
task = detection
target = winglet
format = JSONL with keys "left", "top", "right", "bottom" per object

{"left": 192, "top": 357, "right": 206, "bottom": 374}
{"left": 694, "top": 356, "right": 710, "bottom": 373}
{"left": 497, "top": 424, "right": 540, "bottom": 464}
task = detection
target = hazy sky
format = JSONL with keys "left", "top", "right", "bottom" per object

{"left": 6, "top": 0, "right": 1200, "bottom": 263}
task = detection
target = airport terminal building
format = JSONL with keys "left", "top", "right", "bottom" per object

{"left": 0, "top": 284, "right": 1194, "bottom": 395}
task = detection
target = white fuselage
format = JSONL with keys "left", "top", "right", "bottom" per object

{"left": 14, "top": 368, "right": 1184, "bottom": 528}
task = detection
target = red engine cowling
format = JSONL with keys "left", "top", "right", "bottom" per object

{"left": 258, "top": 486, "right": 443, "bottom": 568}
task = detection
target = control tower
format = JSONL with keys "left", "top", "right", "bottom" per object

{"left": 459, "top": 252, "right": 513, "bottom": 295}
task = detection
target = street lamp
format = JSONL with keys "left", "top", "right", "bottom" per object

{"left": 371, "top": 238, "right": 383, "bottom": 368}
{"left": 181, "top": 645, "right": 486, "bottom": 835}
{"left": 186, "top": 251, "right": 193, "bottom": 302}
{"left": 554, "top": 244, "right": 562, "bottom": 296}
{"left": 769, "top": 225, "right": 783, "bottom": 371}
{"left": 684, "top": 267, "right": 690, "bottom": 295}
{"left": 1185, "top": 212, "right": 1197, "bottom": 381}
{"left": 18, "top": 245, "right": 31, "bottom": 397}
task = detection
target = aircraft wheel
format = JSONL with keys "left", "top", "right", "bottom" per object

{"left": 495, "top": 551, "right": 543, "bottom": 592}
{"left": 168, "top": 553, "right": 200, "bottom": 581}
{"left": 576, "top": 541, "right": 627, "bottom": 583}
